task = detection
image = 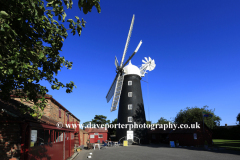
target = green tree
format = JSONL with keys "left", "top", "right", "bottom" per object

{"left": 108, "top": 118, "right": 118, "bottom": 135}
{"left": 82, "top": 121, "right": 92, "bottom": 129}
{"left": 91, "top": 115, "right": 110, "bottom": 125}
{"left": 237, "top": 113, "right": 240, "bottom": 125}
{"left": 146, "top": 120, "right": 152, "bottom": 125}
{"left": 157, "top": 117, "right": 170, "bottom": 124}
{"left": 174, "top": 105, "right": 221, "bottom": 129}
{"left": 0, "top": 0, "right": 101, "bottom": 117}
{"left": 111, "top": 118, "right": 118, "bottom": 124}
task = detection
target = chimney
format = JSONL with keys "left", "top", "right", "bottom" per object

{"left": 225, "top": 124, "right": 227, "bottom": 127}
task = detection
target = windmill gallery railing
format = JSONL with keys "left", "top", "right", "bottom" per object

{"left": 118, "top": 136, "right": 126, "bottom": 144}
{"left": 118, "top": 136, "right": 141, "bottom": 145}
{"left": 133, "top": 136, "right": 141, "bottom": 144}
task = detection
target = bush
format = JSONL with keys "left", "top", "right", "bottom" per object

{"left": 204, "top": 140, "right": 208, "bottom": 145}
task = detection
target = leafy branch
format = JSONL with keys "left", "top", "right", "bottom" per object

{"left": 0, "top": 0, "right": 101, "bottom": 117}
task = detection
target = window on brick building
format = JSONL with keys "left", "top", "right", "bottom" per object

{"left": 60, "top": 132, "right": 63, "bottom": 141}
{"left": 30, "top": 129, "right": 44, "bottom": 147}
{"left": 67, "top": 114, "right": 69, "bottom": 123}
{"left": 59, "top": 108, "right": 61, "bottom": 118}
{"left": 54, "top": 131, "right": 63, "bottom": 142}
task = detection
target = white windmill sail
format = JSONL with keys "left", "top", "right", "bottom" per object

{"left": 140, "top": 57, "right": 156, "bottom": 77}
{"left": 115, "top": 56, "right": 119, "bottom": 68}
{"left": 106, "top": 14, "right": 143, "bottom": 112}
{"left": 120, "top": 14, "right": 135, "bottom": 68}
{"left": 106, "top": 73, "right": 119, "bottom": 102}
{"left": 122, "top": 40, "right": 142, "bottom": 68}
{"left": 106, "top": 15, "right": 135, "bottom": 103}
{"left": 111, "top": 74, "right": 124, "bottom": 111}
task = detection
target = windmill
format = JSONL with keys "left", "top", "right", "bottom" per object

{"left": 106, "top": 14, "right": 156, "bottom": 144}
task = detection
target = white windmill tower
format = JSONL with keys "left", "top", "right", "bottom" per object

{"left": 106, "top": 15, "right": 156, "bottom": 144}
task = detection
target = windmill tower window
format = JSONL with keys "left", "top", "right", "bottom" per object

{"left": 128, "top": 81, "right": 132, "bottom": 86}
{"left": 128, "top": 92, "right": 132, "bottom": 97}
{"left": 128, "top": 104, "right": 132, "bottom": 110}
{"left": 128, "top": 117, "right": 133, "bottom": 122}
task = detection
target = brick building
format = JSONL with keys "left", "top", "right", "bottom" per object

{"left": 148, "top": 129, "right": 173, "bottom": 144}
{"left": 85, "top": 128, "right": 108, "bottom": 144}
{"left": 0, "top": 91, "right": 81, "bottom": 160}
{"left": 169, "top": 122, "right": 212, "bottom": 146}
{"left": 79, "top": 129, "right": 89, "bottom": 146}
{"left": 148, "top": 122, "right": 213, "bottom": 146}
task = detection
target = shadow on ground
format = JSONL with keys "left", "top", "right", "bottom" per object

{"left": 140, "top": 143, "right": 240, "bottom": 156}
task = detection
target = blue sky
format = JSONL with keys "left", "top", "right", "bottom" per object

{"left": 41, "top": 0, "right": 240, "bottom": 126}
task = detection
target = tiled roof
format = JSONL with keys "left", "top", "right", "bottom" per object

{"left": 0, "top": 97, "right": 79, "bottom": 127}
{"left": 171, "top": 128, "right": 196, "bottom": 133}
{"left": 0, "top": 89, "right": 80, "bottom": 121}
{"left": 0, "top": 98, "right": 35, "bottom": 120}
{"left": 79, "top": 129, "right": 89, "bottom": 134}
{"left": 148, "top": 128, "right": 173, "bottom": 134}
{"left": 171, "top": 122, "right": 211, "bottom": 133}
{"left": 148, "top": 122, "right": 212, "bottom": 134}
{"left": 84, "top": 127, "right": 108, "bottom": 133}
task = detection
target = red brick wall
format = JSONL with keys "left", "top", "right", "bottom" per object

{"left": 1, "top": 97, "right": 81, "bottom": 158}
{"left": 43, "top": 99, "right": 64, "bottom": 123}
{"left": 89, "top": 132, "right": 108, "bottom": 143}
{"left": 41, "top": 98, "right": 80, "bottom": 147}
{"left": 43, "top": 99, "right": 79, "bottom": 126}
{"left": 79, "top": 130, "right": 89, "bottom": 146}
{"left": 79, "top": 130, "right": 84, "bottom": 146}
{"left": 169, "top": 128, "right": 212, "bottom": 146}
{"left": 12, "top": 97, "right": 80, "bottom": 149}
{"left": 12, "top": 98, "right": 80, "bottom": 127}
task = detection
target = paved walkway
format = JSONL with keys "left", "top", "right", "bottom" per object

{"left": 74, "top": 144, "right": 240, "bottom": 160}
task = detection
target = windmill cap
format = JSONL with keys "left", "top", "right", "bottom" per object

{"left": 123, "top": 60, "right": 141, "bottom": 76}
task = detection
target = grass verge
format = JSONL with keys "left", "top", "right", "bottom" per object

{"left": 212, "top": 139, "right": 240, "bottom": 151}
